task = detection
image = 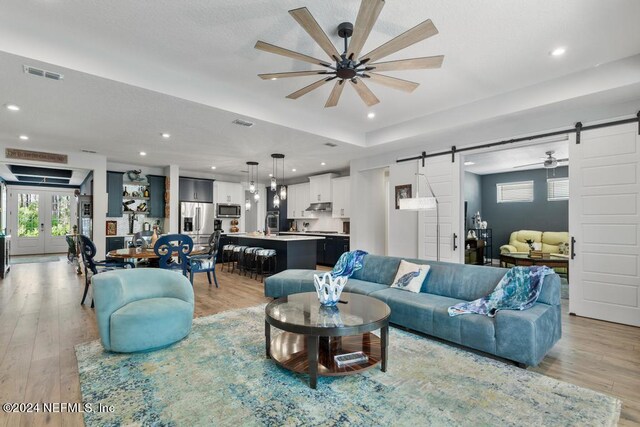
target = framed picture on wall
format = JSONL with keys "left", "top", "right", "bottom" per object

{"left": 106, "top": 220, "right": 117, "bottom": 236}
{"left": 395, "top": 184, "right": 412, "bottom": 209}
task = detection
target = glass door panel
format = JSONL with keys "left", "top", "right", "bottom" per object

{"left": 14, "top": 192, "right": 45, "bottom": 254}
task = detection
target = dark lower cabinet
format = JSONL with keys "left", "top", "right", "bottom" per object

{"left": 106, "top": 236, "right": 126, "bottom": 255}
{"left": 317, "top": 236, "right": 350, "bottom": 266}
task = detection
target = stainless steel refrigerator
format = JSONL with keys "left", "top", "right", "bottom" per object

{"left": 179, "top": 202, "right": 215, "bottom": 245}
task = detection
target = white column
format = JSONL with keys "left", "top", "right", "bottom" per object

{"left": 92, "top": 158, "right": 107, "bottom": 257}
{"left": 164, "top": 165, "right": 180, "bottom": 233}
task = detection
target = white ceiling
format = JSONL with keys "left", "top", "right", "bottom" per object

{"left": 464, "top": 138, "right": 569, "bottom": 175}
{"left": 0, "top": 0, "right": 639, "bottom": 178}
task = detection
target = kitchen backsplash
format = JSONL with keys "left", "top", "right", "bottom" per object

{"left": 106, "top": 215, "right": 165, "bottom": 236}
{"left": 292, "top": 212, "right": 346, "bottom": 233}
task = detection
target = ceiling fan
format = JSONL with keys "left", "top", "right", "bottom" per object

{"left": 254, "top": 0, "right": 444, "bottom": 108}
{"left": 513, "top": 151, "right": 568, "bottom": 169}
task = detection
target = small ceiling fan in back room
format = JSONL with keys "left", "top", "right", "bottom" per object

{"left": 254, "top": 0, "right": 444, "bottom": 107}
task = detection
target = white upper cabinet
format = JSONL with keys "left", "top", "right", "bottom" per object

{"left": 214, "top": 181, "right": 242, "bottom": 205}
{"left": 332, "top": 176, "right": 350, "bottom": 218}
{"left": 286, "top": 184, "right": 297, "bottom": 219}
{"left": 297, "top": 182, "right": 312, "bottom": 218}
{"left": 308, "top": 173, "right": 337, "bottom": 203}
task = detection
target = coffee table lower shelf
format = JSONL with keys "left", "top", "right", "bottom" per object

{"left": 269, "top": 332, "right": 382, "bottom": 379}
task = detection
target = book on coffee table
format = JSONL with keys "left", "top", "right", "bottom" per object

{"left": 335, "top": 351, "right": 369, "bottom": 367}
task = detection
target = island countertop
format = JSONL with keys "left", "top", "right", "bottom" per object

{"left": 235, "top": 234, "right": 325, "bottom": 242}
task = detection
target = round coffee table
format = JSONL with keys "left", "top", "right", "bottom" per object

{"left": 265, "top": 292, "right": 391, "bottom": 389}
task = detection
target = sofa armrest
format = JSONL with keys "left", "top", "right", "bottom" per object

{"left": 495, "top": 303, "right": 561, "bottom": 366}
{"left": 500, "top": 244, "right": 518, "bottom": 254}
{"left": 92, "top": 272, "right": 128, "bottom": 351}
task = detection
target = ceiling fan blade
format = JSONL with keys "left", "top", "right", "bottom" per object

{"left": 347, "top": 0, "right": 385, "bottom": 60}
{"left": 259, "top": 70, "right": 331, "bottom": 80}
{"left": 286, "top": 77, "right": 335, "bottom": 100}
{"left": 289, "top": 7, "right": 341, "bottom": 61}
{"left": 255, "top": 41, "right": 332, "bottom": 68}
{"left": 349, "top": 78, "right": 380, "bottom": 106}
{"left": 366, "top": 73, "right": 419, "bottom": 93}
{"left": 513, "top": 162, "right": 542, "bottom": 169}
{"left": 368, "top": 55, "right": 444, "bottom": 72}
{"left": 557, "top": 158, "right": 569, "bottom": 162}
{"left": 325, "top": 80, "right": 346, "bottom": 108}
{"left": 360, "top": 19, "right": 439, "bottom": 64}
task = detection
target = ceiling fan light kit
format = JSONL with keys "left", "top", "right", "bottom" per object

{"left": 255, "top": 0, "right": 444, "bottom": 108}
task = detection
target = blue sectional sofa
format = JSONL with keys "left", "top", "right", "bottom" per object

{"left": 264, "top": 254, "right": 562, "bottom": 367}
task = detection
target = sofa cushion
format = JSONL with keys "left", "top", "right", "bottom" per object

{"left": 509, "top": 230, "right": 542, "bottom": 252}
{"left": 110, "top": 297, "right": 192, "bottom": 352}
{"left": 344, "top": 279, "right": 388, "bottom": 296}
{"left": 541, "top": 231, "right": 569, "bottom": 254}
{"left": 350, "top": 254, "right": 400, "bottom": 285}
{"left": 371, "top": 288, "right": 496, "bottom": 355}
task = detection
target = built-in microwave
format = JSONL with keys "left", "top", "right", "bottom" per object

{"left": 216, "top": 203, "right": 241, "bottom": 218}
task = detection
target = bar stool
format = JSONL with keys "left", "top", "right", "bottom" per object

{"left": 256, "top": 249, "right": 277, "bottom": 283}
{"left": 221, "top": 244, "right": 236, "bottom": 272}
{"left": 231, "top": 246, "right": 248, "bottom": 274}
{"left": 242, "top": 247, "right": 263, "bottom": 278}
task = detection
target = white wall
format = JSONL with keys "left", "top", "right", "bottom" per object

{"left": 350, "top": 167, "right": 387, "bottom": 254}
{"left": 388, "top": 162, "right": 419, "bottom": 258}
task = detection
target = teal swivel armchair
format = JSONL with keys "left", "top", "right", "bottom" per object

{"left": 92, "top": 268, "right": 194, "bottom": 353}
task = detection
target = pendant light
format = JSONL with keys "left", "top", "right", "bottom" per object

{"left": 247, "top": 161, "right": 258, "bottom": 194}
{"left": 272, "top": 153, "right": 286, "bottom": 202}
{"left": 245, "top": 199, "right": 251, "bottom": 211}
{"left": 270, "top": 156, "right": 277, "bottom": 191}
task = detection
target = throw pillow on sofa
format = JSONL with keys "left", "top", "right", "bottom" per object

{"left": 390, "top": 260, "right": 430, "bottom": 293}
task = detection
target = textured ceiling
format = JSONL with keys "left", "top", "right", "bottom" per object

{"left": 0, "top": 0, "right": 639, "bottom": 179}
{"left": 1, "top": 0, "right": 639, "bottom": 147}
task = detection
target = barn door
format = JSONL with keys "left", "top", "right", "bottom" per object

{"left": 418, "top": 154, "right": 463, "bottom": 263}
{"left": 569, "top": 122, "right": 640, "bottom": 326}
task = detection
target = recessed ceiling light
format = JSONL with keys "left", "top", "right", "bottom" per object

{"left": 367, "top": 112, "right": 375, "bottom": 119}
{"left": 550, "top": 47, "right": 566, "bottom": 57}
{"left": 211, "top": 166, "right": 216, "bottom": 170}
{"left": 464, "top": 161, "right": 475, "bottom": 166}
{"left": 291, "top": 168, "right": 297, "bottom": 172}
{"left": 6, "top": 104, "right": 20, "bottom": 111}
{"left": 161, "top": 133, "right": 170, "bottom": 138}
{"left": 321, "top": 162, "right": 326, "bottom": 166}
{"left": 139, "top": 151, "right": 147, "bottom": 156}
{"left": 270, "top": 77, "right": 278, "bottom": 81}
{"left": 19, "top": 135, "right": 29, "bottom": 140}
{"left": 268, "top": 173, "right": 273, "bottom": 177}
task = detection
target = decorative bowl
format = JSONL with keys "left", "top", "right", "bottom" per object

{"left": 313, "top": 272, "right": 347, "bottom": 306}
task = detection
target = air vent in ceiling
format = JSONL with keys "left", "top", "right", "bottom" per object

{"left": 81, "top": 149, "right": 97, "bottom": 154}
{"left": 324, "top": 142, "right": 338, "bottom": 147}
{"left": 23, "top": 65, "right": 64, "bottom": 81}
{"left": 232, "top": 119, "right": 254, "bottom": 127}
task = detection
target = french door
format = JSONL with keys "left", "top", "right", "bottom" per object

{"left": 569, "top": 122, "right": 640, "bottom": 326}
{"left": 8, "top": 187, "right": 77, "bottom": 255}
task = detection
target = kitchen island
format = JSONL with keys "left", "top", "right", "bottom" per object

{"left": 219, "top": 234, "right": 325, "bottom": 272}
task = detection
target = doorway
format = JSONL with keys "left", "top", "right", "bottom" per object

{"left": 8, "top": 187, "right": 77, "bottom": 255}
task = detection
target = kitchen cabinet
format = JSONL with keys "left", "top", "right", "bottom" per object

{"left": 331, "top": 176, "right": 350, "bottom": 218}
{"left": 214, "top": 181, "right": 242, "bottom": 205}
{"left": 316, "top": 236, "right": 350, "bottom": 266}
{"left": 106, "top": 171, "right": 123, "bottom": 217}
{"left": 287, "top": 182, "right": 312, "bottom": 219}
{"left": 179, "top": 177, "right": 213, "bottom": 203}
{"left": 308, "top": 173, "right": 337, "bottom": 203}
{"left": 147, "top": 175, "right": 166, "bottom": 217}
{"left": 106, "top": 236, "right": 125, "bottom": 254}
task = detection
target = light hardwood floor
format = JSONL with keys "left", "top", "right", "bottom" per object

{"left": 0, "top": 258, "right": 638, "bottom": 426}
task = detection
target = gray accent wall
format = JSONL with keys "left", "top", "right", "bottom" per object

{"left": 464, "top": 172, "right": 482, "bottom": 230}
{"left": 480, "top": 167, "right": 568, "bottom": 259}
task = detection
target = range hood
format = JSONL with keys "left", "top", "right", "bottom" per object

{"left": 305, "top": 202, "right": 332, "bottom": 212}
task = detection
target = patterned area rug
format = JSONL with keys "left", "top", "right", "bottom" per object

{"left": 76, "top": 306, "right": 620, "bottom": 426}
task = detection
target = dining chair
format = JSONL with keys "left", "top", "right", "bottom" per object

{"left": 78, "top": 235, "right": 134, "bottom": 307}
{"left": 188, "top": 230, "right": 222, "bottom": 287}
{"left": 153, "top": 234, "right": 194, "bottom": 276}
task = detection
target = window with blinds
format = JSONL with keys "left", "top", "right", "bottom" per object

{"left": 547, "top": 178, "right": 569, "bottom": 201}
{"left": 496, "top": 181, "right": 534, "bottom": 203}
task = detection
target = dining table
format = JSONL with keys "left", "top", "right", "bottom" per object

{"left": 107, "top": 246, "right": 209, "bottom": 260}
